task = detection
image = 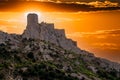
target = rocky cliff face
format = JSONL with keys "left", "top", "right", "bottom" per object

{"left": 22, "top": 13, "right": 81, "bottom": 54}
{"left": 0, "top": 13, "right": 120, "bottom": 80}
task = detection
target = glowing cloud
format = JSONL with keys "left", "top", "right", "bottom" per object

{"left": 88, "top": 1, "right": 119, "bottom": 8}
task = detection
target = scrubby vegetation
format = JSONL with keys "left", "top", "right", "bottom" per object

{"left": 0, "top": 39, "right": 120, "bottom": 80}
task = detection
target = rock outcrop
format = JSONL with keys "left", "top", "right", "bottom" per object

{"left": 0, "top": 13, "right": 120, "bottom": 80}
{"left": 22, "top": 13, "right": 81, "bottom": 54}
{"left": 0, "top": 31, "right": 11, "bottom": 43}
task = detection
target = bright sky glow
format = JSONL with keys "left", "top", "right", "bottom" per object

{"left": 24, "top": 11, "right": 42, "bottom": 18}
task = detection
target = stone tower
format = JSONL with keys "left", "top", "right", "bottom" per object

{"left": 27, "top": 13, "right": 38, "bottom": 25}
{"left": 22, "top": 13, "right": 81, "bottom": 54}
{"left": 23, "top": 13, "right": 40, "bottom": 39}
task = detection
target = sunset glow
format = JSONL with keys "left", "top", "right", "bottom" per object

{"left": 24, "top": 11, "right": 42, "bottom": 19}
{"left": 0, "top": 1, "right": 120, "bottom": 63}
{"left": 25, "top": 11, "right": 41, "bottom": 16}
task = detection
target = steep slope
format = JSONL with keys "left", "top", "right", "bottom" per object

{"left": 0, "top": 13, "right": 120, "bottom": 80}
{"left": 22, "top": 14, "right": 81, "bottom": 54}
{"left": 0, "top": 38, "right": 120, "bottom": 80}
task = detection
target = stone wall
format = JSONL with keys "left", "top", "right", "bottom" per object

{"left": 22, "top": 14, "right": 82, "bottom": 54}
{"left": 23, "top": 24, "right": 81, "bottom": 53}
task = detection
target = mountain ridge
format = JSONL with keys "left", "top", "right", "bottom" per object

{"left": 0, "top": 13, "right": 120, "bottom": 80}
{"left": 22, "top": 13, "right": 81, "bottom": 54}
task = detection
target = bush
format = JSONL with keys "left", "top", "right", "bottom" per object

{"left": 27, "top": 52, "right": 35, "bottom": 62}
{"left": 0, "top": 72, "right": 5, "bottom": 80}
{"left": 18, "top": 62, "right": 79, "bottom": 80}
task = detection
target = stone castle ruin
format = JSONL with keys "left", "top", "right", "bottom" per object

{"left": 22, "top": 13, "right": 81, "bottom": 53}
{"left": 0, "top": 13, "right": 120, "bottom": 80}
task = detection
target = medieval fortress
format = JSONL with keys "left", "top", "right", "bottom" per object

{"left": 0, "top": 13, "right": 82, "bottom": 54}
{"left": 22, "top": 13, "right": 82, "bottom": 53}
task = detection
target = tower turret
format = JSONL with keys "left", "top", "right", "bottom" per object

{"left": 23, "top": 13, "right": 40, "bottom": 39}
{"left": 27, "top": 13, "right": 38, "bottom": 25}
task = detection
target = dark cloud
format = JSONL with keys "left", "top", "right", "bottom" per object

{"left": 0, "top": 0, "right": 120, "bottom": 3}
{"left": 0, "top": 1, "right": 120, "bottom": 12}
{"left": 50, "top": 0, "right": 120, "bottom": 3}
{"left": 0, "top": 0, "right": 27, "bottom": 1}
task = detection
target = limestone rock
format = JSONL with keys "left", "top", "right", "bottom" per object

{"left": 43, "top": 54, "right": 53, "bottom": 61}
{"left": 87, "top": 66, "right": 97, "bottom": 73}
{"left": 0, "top": 13, "right": 120, "bottom": 80}
{"left": 22, "top": 14, "right": 82, "bottom": 54}
{"left": 0, "top": 31, "right": 11, "bottom": 43}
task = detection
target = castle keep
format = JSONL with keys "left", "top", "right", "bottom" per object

{"left": 22, "top": 13, "right": 81, "bottom": 53}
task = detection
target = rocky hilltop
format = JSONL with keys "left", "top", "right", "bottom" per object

{"left": 0, "top": 13, "right": 120, "bottom": 80}
{"left": 23, "top": 14, "right": 80, "bottom": 54}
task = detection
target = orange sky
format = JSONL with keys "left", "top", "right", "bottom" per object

{"left": 0, "top": 1, "right": 120, "bottom": 63}
{"left": 0, "top": 10, "right": 120, "bottom": 63}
